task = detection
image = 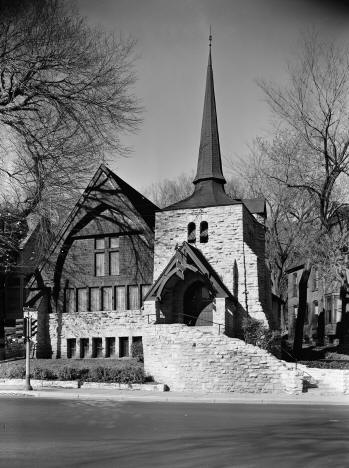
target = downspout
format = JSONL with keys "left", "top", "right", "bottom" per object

{"left": 242, "top": 240, "right": 249, "bottom": 314}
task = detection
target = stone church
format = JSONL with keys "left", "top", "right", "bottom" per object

{"left": 25, "top": 43, "right": 278, "bottom": 366}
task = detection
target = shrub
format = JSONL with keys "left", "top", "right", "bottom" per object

{"left": 2, "top": 365, "right": 26, "bottom": 379}
{"left": 242, "top": 316, "right": 278, "bottom": 352}
{"left": 84, "top": 365, "right": 145, "bottom": 383}
{"left": 31, "top": 367, "right": 57, "bottom": 380}
{"left": 300, "top": 360, "right": 349, "bottom": 369}
{"left": 131, "top": 341, "right": 144, "bottom": 362}
{"left": 0, "top": 359, "right": 146, "bottom": 383}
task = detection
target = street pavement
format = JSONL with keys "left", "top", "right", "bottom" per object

{"left": 1, "top": 397, "right": 349, "bottom": 467}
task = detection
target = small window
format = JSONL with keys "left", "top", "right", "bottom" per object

{"left": 90, "top": 287, "right": 100, "bottom": 311}
{"left": 119, "top": 337, "right": 129, "bottom": 357}
{"left": 128, "top": 285, "right": 139, "bottom": 310}
{"left": 105, "top": 337, "right": 115, "bottom": 357}
{"left": 67, "top": 338, "right": 76, "bottom": 358}
{"left": 109, "top": 251, "right": 120, "bottom": 275}
{"left": 65, "top": 288, "right": 75, "bottom": 313}
{"left": 92, "top": 337, "right": 103, "bottom": 358}
{"left": 77, "top": 288, "right": 88, "bottom": 312}
{"left": 95, "top": 252, "right": 105, "bottom": 276}
{"left": 312, "top": 268, "right": 318, "bottom": 291}
{"left": 102, "top": 287, "right": 112, "bottom": 310}
{"left": 116, "top": 286, "right": 126, "bottom": 309}
{"left": 80, "top": 338, "right": 89, "bottom": 358}
{"left": 292, "top": 273, "right": 298, "bottom": 297}
{"left": 294, "top": 306, "right": 298, "bottom": 318}
{"left": 132, "top": 336, "right": 143, "bottom": 358}
{"left": 110, "top": 237, "right": 119, "bottom": 248}
{"left": 313, "top": 300, "right": 319, "bottom": 316}
{"left": 187, "top": 222, "right": 196, "bottom": 243}
{"left": 200, "top": 221, "right": 208, "bottom": 243}
{"left": 95, "top": 238, "right": 105, "bottom": 250}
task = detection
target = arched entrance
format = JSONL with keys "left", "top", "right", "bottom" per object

{"left": 183, "top": 281, "right": 214, "bottom": 326}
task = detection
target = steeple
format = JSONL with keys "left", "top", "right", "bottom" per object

{"left": 193, "top": 33, "right": 226, "bottom": 185}
{"left": 163, "top": 34, "right": 238, "bottom": 211}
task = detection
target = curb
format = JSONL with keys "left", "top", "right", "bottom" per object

{"left": 0, "top": 379, "right": 166, "bottom": 391}
{"left": 0, "top": 388, "right": 349, "bottom": 405}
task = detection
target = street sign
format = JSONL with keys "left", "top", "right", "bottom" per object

{"left": 30, "top": 319, "right": 38, "bottom": 338}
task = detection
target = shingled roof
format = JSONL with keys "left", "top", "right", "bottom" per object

{"left": 164, "top": 42, "right": 240, "bottom": 211}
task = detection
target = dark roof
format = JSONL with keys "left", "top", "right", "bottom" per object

{"left": 104, "top": 165, "right": 158, "bottom": 229}
{"left": 193, "top": 48, "right": 225, "bottom": 185}
{"left": 163, "top": 180, "right": 241, "bottom": 211}
{"left": 241, "top": 199, "right": 266, "bottom": 217}
{"left": 164, "top": 46, "right": 241, "bottom": 211}
{"left": 27, "top": 164, "right": 159, "bottom": 288}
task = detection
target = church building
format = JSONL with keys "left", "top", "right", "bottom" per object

{"left": 25, "top": 41, "right": 276, "bottom": 361}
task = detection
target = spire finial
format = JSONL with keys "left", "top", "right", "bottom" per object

{"left": 209, "top": 25, "right": 212, "bottom": 47}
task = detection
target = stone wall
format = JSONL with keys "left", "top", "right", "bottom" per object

{"left": 49, "top": 310, "right": 148, "bottom": 359}
{"left": 143, "top": 324, "right": 302, "bottom": 394}
{"left": 154, "top": 204, "right": 271, "bottom": 325}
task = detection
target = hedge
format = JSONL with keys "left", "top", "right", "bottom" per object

{"left": 0, "top": 359, "right": 148, "bottom": 383}
{"left": 299, "top": 360, "right": 349, "bottom": 369}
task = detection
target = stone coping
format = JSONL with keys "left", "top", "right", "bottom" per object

{"left": 0, "top": 379, "right": 165, "bottom": 391}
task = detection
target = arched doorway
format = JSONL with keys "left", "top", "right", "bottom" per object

{"left": 183, "top": 281, "right": 214, "bottom": 326}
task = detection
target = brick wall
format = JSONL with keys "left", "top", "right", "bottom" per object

{"left": 143, "top": 324, "right": 302, "bottom": 394}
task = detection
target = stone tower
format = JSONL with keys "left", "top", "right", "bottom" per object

{"left": 145, "top": 40, "right": 273, "bottom": 330}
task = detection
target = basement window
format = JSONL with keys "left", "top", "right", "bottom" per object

{"left": 187, "top": 222, "right": 196, "bottom": 243}
{"left": 92, "top": 337, "right": 103, "bottom": 358}
{"left": 200, "top": 221, "right": 208, "bottom": 243}
{"left": 67, "top": 339, "right": 76, "bottom": 358}
{"left": 80, "top": 338, "right": 89, "bottom": 358}
{"left": 119, "top": 337, "right": 129, "bottom": 357}
{"left": 105, "top": 337, "right": 116, "bottom": 357}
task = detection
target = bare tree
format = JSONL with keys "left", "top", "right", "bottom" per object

{"left": 259, "top": 33, "right": 349, "bottom": 231}
{"left": 145, "top": 171, "right": 245, "bottom": 209}
{"left": 0, "top": 0, "right": 141, "bottom": 258}
{"left": 235, "top": 133, "right": 316, "bottom": 301}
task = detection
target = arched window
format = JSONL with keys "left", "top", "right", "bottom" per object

{"left": 187, "top": 222, "right": 196, "bottom": 243}
{"left": 200, "top": 221, "right": 208, "bottom": 243}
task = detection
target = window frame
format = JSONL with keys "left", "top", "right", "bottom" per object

{"left": 199, "top": 221, "right": 208, "bottom": 243}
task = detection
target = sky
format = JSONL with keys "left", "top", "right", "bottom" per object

{"left": 76, "top": 0, "right": 349, "bottom": 194}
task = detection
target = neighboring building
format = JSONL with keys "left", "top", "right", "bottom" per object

{"left": 286, "top": 263, "right": 344, "bottom": 345}
{"left": 13, "top": 42, "right": 275, "bottom": 361}
{"left": 0, "top": 216, "right": 41, "bottom": 359}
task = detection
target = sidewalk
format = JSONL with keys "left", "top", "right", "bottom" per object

{"left": 1, "top": 384, "right": 349, "bottom": 405}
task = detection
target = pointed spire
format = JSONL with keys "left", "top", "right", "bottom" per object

{"left": 162, "top": 34, "right": 239, "bottom": 211}
{"left": 193, "top": 32, "right": 226, "bottom": 185}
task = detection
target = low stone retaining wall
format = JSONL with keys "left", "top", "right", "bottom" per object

{"left": 0, "top": 379, "right": 165, "bottom": 391}
{"left": 0, "top": 379, "right": 79, "bottom": 389}
{"left": 143, "top": 324, "right": 303, "bottom": 394}
{"left": 297, "top": 365, "right": 349, "bottom": 394}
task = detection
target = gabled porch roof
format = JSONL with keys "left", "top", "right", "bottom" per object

{"left": 144, "top": 241, "right": 234, "bottom": 301}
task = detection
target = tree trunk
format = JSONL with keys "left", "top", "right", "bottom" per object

{"left": 293, "top": 259, "right": 312, "bottom": 358}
